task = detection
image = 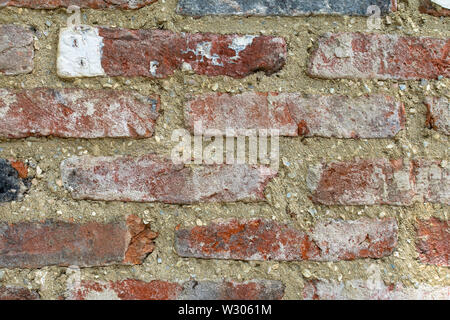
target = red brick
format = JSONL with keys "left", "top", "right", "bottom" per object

{"left": 308, "top": 32, "right": 449, "bottom": 80}
{"left": 0, "top": 286, "right": 40, "bottom": 300}
{"left": 4, "top": 0, "right": 158, "bottom": 9}
{"left": 0, "top": 25, "right": 34, "bottom": 75}
{"left": 67, "top": 279, "right": 284, "bottom": 300}
{"left": 185, "top": 92, "right": 405, "bottom": 138}
{"left": 425, "top": 96, "right": 449, "bottom": 135}
{"left": 60, "top": 154, "right": 276, "bottom": 204}
{"left": 68, "top": 280, "right": 183, "bottom": 300}
{"left": 303, "top": 279, "right": 450, "bottom": 300}
{"left": 0, "top": 88, "right": 160, "bottom": 139}
{"left": 9, "top": 160, "right": 28, "bottom": 179}
{"left": 419, "top": 0, "right": 450, "bottom": 16}
{"left": 416, "top": 218, "right": 449, "bottom": 267}
{"left": 308, "top": 159, "right": 415, "bottom": 205}
{"left": 175, "top": 218, "right": 398, "bottom": 261}
{"left": 308, "top": 159, "right": 449, "bottom": 205}
{"left": 0, "top": 215, "right": 157, "bottom": 268}
{"left": 57, "top": 26, "right": 286, "bottom": 79}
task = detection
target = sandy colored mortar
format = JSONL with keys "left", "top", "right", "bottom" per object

{"left": 0, "top": 0, "right": 448, "bottom": 299}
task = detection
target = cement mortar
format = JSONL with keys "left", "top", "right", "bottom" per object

{"left": 0, "top": 0, "right": 448, "bottom": 299}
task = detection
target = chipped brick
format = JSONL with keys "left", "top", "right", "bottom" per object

{"left": 0, "top": 215, "right": 157, "bottom": 268}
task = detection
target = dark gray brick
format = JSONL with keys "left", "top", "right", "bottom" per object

{"left": 177, "top": 0, "right": 396, "bottom": 16}
{"left": 0, "top": 159, "right": 29, "bottom": 203}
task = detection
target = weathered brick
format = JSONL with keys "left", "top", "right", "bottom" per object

{"left": 419, "top": 0, "right": 450, "bottom": 16}
{"left": 177, "top": 0, "right": 397, "bottom": 16}
{"left": 0, "top": 159, "right": 29, "bottom": 203}
{"left": 185, "top": 92, "right": 405, "bottom": 138}
{"left": 179, "top": 280, "right": 285, "bottom": 300}
{"left": 308, "top": 159, "right": 449, "bottom": 205}
{"left": 175, "top": 218, "right": 398, "bottom": 261}
{"left": 303, "top": 279, "right": 450, "bottom": 300}
{"left": 416, "top": 218, "right": 449, "bottom": 267}
{"left": 425, "top": 96, "right": 449, "bottom": 136}
{"left": 68, "top": 280, "right": 183, "bottom": 300}
{"left": 0, "top": 286, "right": 40, "bottom": 300}
{"left": 3, "top": 0, "right": 157, "bottom": 9}
{"left": 57, "top": 26, "right": 286, "bottom": 79}
{"left": 0, "top": 25, "right": 34, "bottom": 75}
{"left": 413, "top": 159, "right": 449, "bottom": 205}
{"left": 61, "top": 154, "right": 276, "bottom": 204}
{"left": 308, "top": 33, "right": 449, "bottom": 80}
{"left": 0, "top": 215, "right": 157, "bottom": 268}
{"left": 308, "top": 159, "right": 415, "bottom": 205}
{"left": 67, "top": 279, "right": 284, "bottom": 300}
{"left": 0, "top": 88, "right": 160, "bottom": 139}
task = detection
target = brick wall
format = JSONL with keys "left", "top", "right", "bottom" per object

{"left": 0, "top": 0, "right": 448, "bottom": 300}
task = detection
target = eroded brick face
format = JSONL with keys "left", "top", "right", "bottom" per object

{"left": 0, "top": 215, "right": 157, "bottom": 268}
{"left": 177, "top": 0, "right": 397, "bottom": 16}
{"left": 60, "top": 154, "right": 276, "bottom": 204}
{"left": 0, "top": 286, "right": 40, "bottom": 300}
{"left": 175, "top": 218, "right": 398, "bottom": 261}
{"left": 68, "top": 280, "right": 183, "bottom": 300}
{"left": 0, "top": 25, "right": 34, "bottom": 75}
{"left": 67, "top": 279, "right": 285, "bottom": 300}
{"left": 57, "top": 26, "right": 287, "bottom": 79}
{"left": 4, "top": 0, "right": 158, "bottom": 9}
{"left": 416, "top": 218, "right": 449, "bottom": 267}
{"left": 308, "top": 159, "right": 449, "bottom": 205}
{"left": 303, "top": 279, "right": 450, "bottom": 300}
{"left": 308, "top": 33, "right": 449, "bottom": 80}
{"left": 0, "top": 88, "right": 160, "bottom": 139}
{"left": 419, "top": 0, "right": 450, "bottom": 16}
{"left": 184, "top": 92, "right": 405, "bottom": 138}
{"left": 425, "top": 96, "right": 449, "bottom": 136}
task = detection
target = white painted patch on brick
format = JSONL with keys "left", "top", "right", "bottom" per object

{"left": 184, "top": 42, "right": 224, "bottom": 66}
{"left": 229, "top": 35, "right": 255, "bottom": 60}
{"left": 150, "top": 61, "right": 159, "bottom": 76}
{"left": 432, "top": 0, "right": 450, "bottom": 9}
{"left": 57, "top": 26, "right": 106, "bottom": 78}
{"left": 0, "top": 88, "right": 17, "bottom": 119}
